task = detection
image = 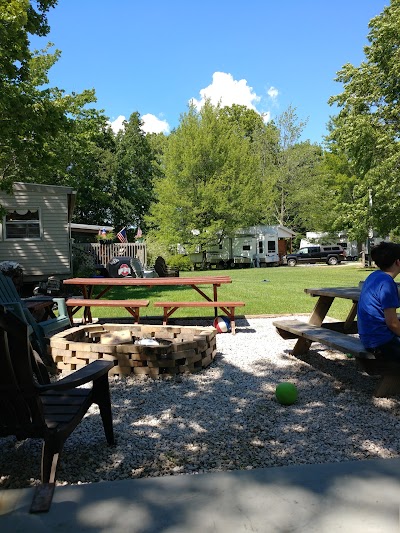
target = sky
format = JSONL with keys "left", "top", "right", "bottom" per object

{"left": 32, "top": 0, "right": 390, "bottom": 144}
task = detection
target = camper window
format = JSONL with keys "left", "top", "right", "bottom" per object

{"left": 267, "top": 241, "right": 276, "bottom": 252}
{"left": 5, "top": 209, "right": 41, "bottom": 239}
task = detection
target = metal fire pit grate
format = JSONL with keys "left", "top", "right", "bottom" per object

{"left": 50, "top": 323, "right": 217, "bottom": 378}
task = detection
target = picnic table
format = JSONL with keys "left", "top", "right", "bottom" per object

{"left": 62, "top": 276, "right": 244, "bottom": 331}
{"left": 273, "top": 285, "right": 400, "bottom": 397}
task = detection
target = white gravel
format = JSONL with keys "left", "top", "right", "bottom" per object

{"left": 2, "top": 316, "right": 400, "bottom": 489}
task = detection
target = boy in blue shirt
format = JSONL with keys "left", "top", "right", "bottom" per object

{"left": 358, "top": 242, "right": 400, "bottom": 361}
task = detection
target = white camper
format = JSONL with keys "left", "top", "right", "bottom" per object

{"left": 234, "top": 226, "right": 280, "bottom": 267}
{"left": 187, "top": 225, "right": 286, "bottom": 268}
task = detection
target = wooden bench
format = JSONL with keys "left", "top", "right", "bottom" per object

{"left": 66, "top": 298, "right": 149, "bottom": 324}
{"left": 273, "top": 318, "right": 400, "bottom": 398}
{"left": 154, "top": 301, "right": 245, "bottom": 334}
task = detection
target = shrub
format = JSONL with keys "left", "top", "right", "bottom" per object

{"left": 167, "top": 255, "right": 193, "bottom": 271}
{"left": 72, "top": 245, "right": 96, "bottom": 277}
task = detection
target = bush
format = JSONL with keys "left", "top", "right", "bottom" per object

{"left": 72, "top": 245, "right": 96, "bottom": 277}
{"left": 167, "top": 255, "right": 193, "bottom": 271}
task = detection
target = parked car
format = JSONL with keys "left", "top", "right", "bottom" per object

{"left": 283, "top": 245, "right": 346, "bottom": 267}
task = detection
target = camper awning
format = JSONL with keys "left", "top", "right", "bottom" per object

{"left": 277, "top": 226, "right": 296, "bottom": 238}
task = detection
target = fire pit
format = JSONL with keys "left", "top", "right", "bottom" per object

{"left": 50, "top": 323, "right": 217, "bottom": 378}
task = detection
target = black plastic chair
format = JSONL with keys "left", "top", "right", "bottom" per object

{"left": 154, "top": 256, "right": 179, "bottom": 277}
{"left": 0, "top": 304, "right": 114, "bottom": 508}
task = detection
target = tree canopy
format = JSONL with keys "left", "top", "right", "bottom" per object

{"left": 6, "top": 0, "right": 399, "bottom": 251}
{"left": 146, "top": 102, "right": 270, "bottom": 251}
{"left": 0, "top": 1, "right": 65, "bottom": 189}
{"left": 327, "top": 0, "right": 400, "bottom": 239}
{"left": 0, "top": 1, "right": 157, "bottom": 232}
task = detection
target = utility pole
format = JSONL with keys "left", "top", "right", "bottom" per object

{"left": 367, "top": 189, "right": 373, "bottom": 267}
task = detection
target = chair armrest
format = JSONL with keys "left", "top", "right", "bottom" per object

{"left": 51, "top": 297, "right": 68, "bottom": 318}
{"left": 37, "top": 360, "right": 113, "bottom": 391}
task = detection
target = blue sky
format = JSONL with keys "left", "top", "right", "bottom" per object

{"left": 33, "top": 0, "right": 389, "bottom": 144}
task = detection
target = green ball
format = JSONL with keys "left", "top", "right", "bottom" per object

{"left": 275, "top": 382, "right": 298, "bottom": 405}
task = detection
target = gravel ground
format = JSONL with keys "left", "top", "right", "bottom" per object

{"left": 2, "top": 316, "right": 400, "bottom": 489}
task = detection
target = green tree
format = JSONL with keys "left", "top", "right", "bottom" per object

{"left": 279, "top": 141, "right": 323, "bottom": 232}
{"left": 293, "top": 151, "right": 358, "bottom": 237}
{"left": 266, "top": 105, "right": 324, "bottom": 231}
{"left": 327, "top": 0, "right": 400, "bottom": 238}
{"left": 146, "top": 131, "right": 168, "bottom": 182}
{"left": 52, "top": 102, "right": 118, "bottom": 225}
{"left": 147, "top": 101, "right": 264, "bottom": 251}
{"left": 113, "top": 112, "right": 156, "bottom": 232}
{"left": 0, "top": 1, "right": 63, "bottom": 190}
{"left": 219, "top": 104, "right": 266, "bottom": 141}
{"left": 0, "top": 0, "right": 57, "bottom": 82}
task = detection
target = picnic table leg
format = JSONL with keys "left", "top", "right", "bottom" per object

{"left": 125, "top": 307, "right": 140, "bottom": 323}
{"left": 213, "top": 284, "right": 218, "bottom": 317}
{"left": 228, "top": 306, "right": 235, "bottom": 335}
{"left": 161, "top": 306, "right": 179, "bottom": 325}
{"left": 344, "top": 302, "right": 358, "bottom": 333}
{"left": 374, "top": 374, "right": 400, "bottom": 397}
{"left": 79, "top": 285, "right": 93, "bottom": 323}
{"left": 83, "top": 305, "right": 92, "bottom": 323}
{"left": 292, "top": 296, "right": 334, "bottom": 356}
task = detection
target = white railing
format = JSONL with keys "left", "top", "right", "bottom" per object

{"left": 74, "top": 242, "right": 147, "bottom": 268}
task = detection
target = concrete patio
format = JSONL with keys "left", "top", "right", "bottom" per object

{"left": 1, "top": 457, "right": 400, "bottom": 532}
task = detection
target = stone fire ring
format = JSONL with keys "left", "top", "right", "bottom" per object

{"left": 50, "top": 323, "right": 218, "bottom": 378}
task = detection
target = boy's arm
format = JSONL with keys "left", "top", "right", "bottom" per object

{"left": 384, "top": 308, "right": 400, "bottom": 336}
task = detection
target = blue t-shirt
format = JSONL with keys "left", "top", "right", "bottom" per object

{"left": 358, "top": 270, "right": 400, "bottom": 348}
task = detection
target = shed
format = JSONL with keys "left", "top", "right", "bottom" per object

{"left": 0, "top": 182, "right": 76, "bottom": 283}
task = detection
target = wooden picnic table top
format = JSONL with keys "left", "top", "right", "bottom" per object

{"left": 63, "top": 276, "right": 232, "bottom": 287}
{"left": 304, "top": 286, "right": 361, "bottom": 301}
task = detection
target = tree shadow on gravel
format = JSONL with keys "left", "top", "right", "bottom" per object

{"left": 1, "top": 320, "right": 400, "bottom": 533}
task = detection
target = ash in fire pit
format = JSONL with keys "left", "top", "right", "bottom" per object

{"left": 50, "top": 324, "right": 217, "bottom": 378}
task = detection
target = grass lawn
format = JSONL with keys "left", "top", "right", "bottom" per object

{"left": 72, "top": 262, "right": 374, "bottom": 322}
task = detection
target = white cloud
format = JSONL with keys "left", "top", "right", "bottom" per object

{"left": 109, "top": 113, "right": 170, "bottom": 135}
{"left": 190, "top": 72, "right": 261, "bottom": 111}
{"left": 261, "top": 111, "right": 271, "bottom": 124}
{"left": 141, "top": 114, "right": 170, "bottom": 134}
{"left": 109, "top": 115, "right": 126, "bottom": 134}
{"left": 267, "top": 86, "right": 279, "bottom": 100}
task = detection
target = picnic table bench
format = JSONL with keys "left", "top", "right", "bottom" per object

{"left": 63, "top": 276, "right": 234, "bottom": 326}
{"left": 154, "top": 300, "right": 245, "bottom": 334}
{"left": 273, "top": 286, "right": 400, "bottom": 397}
{"left": 66, "top": 298, "right": 150, "bottom": 324}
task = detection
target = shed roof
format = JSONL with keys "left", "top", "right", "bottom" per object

{"left": 70, "top": 223, "right": 114, "bottom": 234}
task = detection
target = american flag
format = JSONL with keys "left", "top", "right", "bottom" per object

{"left": 117, "top": 228, "right": 128, "bottom": 243}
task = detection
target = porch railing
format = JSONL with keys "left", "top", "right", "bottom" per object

{"left": 74, "top": 242, "right": 147, "bottom": 268}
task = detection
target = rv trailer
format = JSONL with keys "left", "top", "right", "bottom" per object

{"left": 186, "top": 225, "right": 294, "bottom": 269}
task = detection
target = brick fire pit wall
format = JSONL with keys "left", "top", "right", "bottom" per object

{"left": 50, "top": 323, "right": 217, "bottom": 378}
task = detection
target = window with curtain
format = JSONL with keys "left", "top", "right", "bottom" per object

{"left": 5, "top": 209, "right": 41, "bottom": 239}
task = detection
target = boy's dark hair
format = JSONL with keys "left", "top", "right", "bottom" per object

{"left": 371, "top": 241, "right": 400, "bottom": 270}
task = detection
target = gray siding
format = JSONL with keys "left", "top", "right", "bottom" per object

{"left": 0, "top": 183, "right": 75, "bottom": 280}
